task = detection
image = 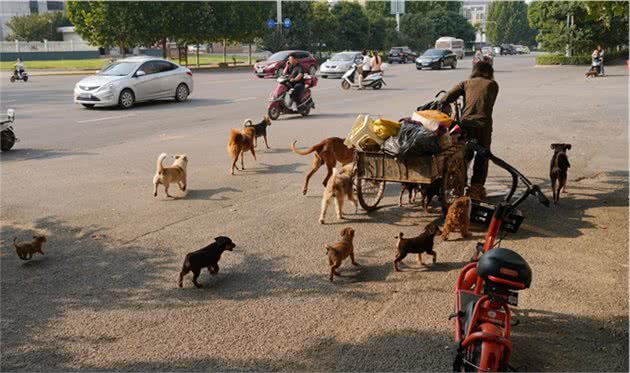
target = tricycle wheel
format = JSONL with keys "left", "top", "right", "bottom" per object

{"left": 1, "top": 129, "right": 16, "bottom": 151}
{"left": 357, "top": 178, "right": 385, "bottom": 211}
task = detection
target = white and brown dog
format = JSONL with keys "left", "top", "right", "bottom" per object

{"left": 319, "top": 163, "right": 357, "bottom": 224}
{"left": 153, "top": 153, "right": 188, "bottom": 198}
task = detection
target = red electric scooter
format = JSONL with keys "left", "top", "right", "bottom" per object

{"left": 451, "top": 142, "right": 549, "bottom": 372}
{"left": 267, "top": 73, "right": 317, "bottom": 120}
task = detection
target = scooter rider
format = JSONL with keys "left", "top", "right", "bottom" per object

{"left": 283, "top": 53, "right": 305, "bottom": 108}
{"left": 358, "top": 50, "right": 371, "bottom": 89}
{"left": 14, "top": 58, "right": 25, "bottom": 78}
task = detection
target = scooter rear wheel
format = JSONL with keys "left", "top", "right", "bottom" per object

{"left": 299, "top": 104, "right": 311, "bottom": 117}
{"left": 1, "top": 129, "right": 16, "bottom": 151}
{"left": 372, "top": 82, "right": 382, "bottom": 90}
{"left": 341, "top": 80, "right": 351, "bottom": 90}
{"left": 268, "top": 106, "right": 280, "bottom": 121}
{"left": 23, "top": 76, "right": 28, "bottom": 82}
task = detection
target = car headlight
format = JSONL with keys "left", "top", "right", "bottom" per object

{"left": 97, "top": 83, "right": 114, "bottom": 93}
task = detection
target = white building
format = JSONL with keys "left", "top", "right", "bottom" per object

{"left": 462, "top": 0, "right": 488, "bottom": 43}
{"left": 0, "top": 1, "right": 64, "bottom": 40}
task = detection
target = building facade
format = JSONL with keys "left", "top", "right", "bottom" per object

{"left": 462, "top": 0, "right": 488, "bottom": 43}
{"left": 0, "top": 1, "right": 64, "bottom": 40}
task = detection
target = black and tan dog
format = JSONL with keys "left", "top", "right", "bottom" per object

{"left": 178, "top": 236, "right": 236, "bottom": 288}
{"left": 244, "top": 117, "right": 272, "bottom": 149}
{"left": 550, "top": 143, "right": 571, "bottom": 204}
{"left": 394, "top": 221, "right": 442, "bottom": 271}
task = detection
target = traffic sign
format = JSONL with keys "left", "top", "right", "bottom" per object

{"left": 283, "top": 18, "right": 292, "bottom": 29}
{"left": 390, "top": 0, "right": 405, "bottom": 15}
{"left": 266, "top": 19, "right": 276, "bottom": 29}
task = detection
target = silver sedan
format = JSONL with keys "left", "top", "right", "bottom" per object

{"left": 74, "top": 56, "right": 193, "bottom": 109}
{"left": 319, "top": 51, "right": 363, "bottom": 78}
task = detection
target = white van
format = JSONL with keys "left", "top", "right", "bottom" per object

{"left": 435, "top": 37, "right": 465, "bottom": 59}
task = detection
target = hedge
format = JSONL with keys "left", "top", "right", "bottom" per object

{"left": 536, "top": 49, "right": 629, "bottom": 65}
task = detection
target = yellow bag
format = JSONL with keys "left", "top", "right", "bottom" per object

{"left": 372, "top": 118, "right": 400, "bottom": 140}
{"left": 412, "top": 110, "right": 453, "bottom": 131}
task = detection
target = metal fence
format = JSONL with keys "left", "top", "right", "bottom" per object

{"left": 0, "top": 40, "right": 97, "bottom": 53}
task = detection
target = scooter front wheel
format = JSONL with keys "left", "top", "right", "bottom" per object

{"left": 1, "top": 129, "right": 16, "bottom": 151}
{"left": 268, "top": 106, "right": 280, "bottom": 121}
{"left": 341, "top": 80, "right": 351, "bottom": 90}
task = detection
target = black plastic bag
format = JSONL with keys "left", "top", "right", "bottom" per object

{"left": 396, "top": 122, "right": 440, "bottom": 159}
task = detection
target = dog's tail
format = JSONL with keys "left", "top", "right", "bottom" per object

{"left": 242, "top": 119, "right": 253, "bottom": 128}
{"left": 291, "top": 140, "right": 320, "bottom": 156}
{"left": 156, "top": 153, "right": 167, "bottom": 174}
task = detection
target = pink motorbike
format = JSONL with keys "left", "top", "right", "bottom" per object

{"left": 267, "top": 74, "right": 317, "bottom": 120}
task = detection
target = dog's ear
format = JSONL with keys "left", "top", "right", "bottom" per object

{"left": 265, "top": 116, "right": 271, "bottom": 125}
{"left": 566, "top": 144, "right": 572, "bottom": 150}
{"left": 550, "top": 144, "right": 555, "bottom": 150}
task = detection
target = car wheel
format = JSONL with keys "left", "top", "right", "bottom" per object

{"left": 451, "top": 60, "right": 457, "bottom": 69}
{"left": 1, "top": 129, "right": 16, "bottom": 151}
{"left": 321, "top": 75, "right": 328, "bottom": 79}
{"left": 439, "top": 61, "right": 444, "bottom": 70}
{"left": 309, "top": 65, "right": 317, "bottom": 76}
{"left": 175, "top": 83, "right": 189, "bottom": 102}
{"left": 118, "top": 89, "right": 135, "bottom": 109}
{"left": 81, "top": 104, "right": 95, "bottom": 109}
{"left": 416, "top": 66, "right": 422, "bottom": 70}
{"left": 341, "top": 80, "right": 351, "bottom": 90}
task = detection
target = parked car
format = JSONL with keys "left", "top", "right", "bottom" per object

{"left": 319, "top": 51, "right": 363, "bottom": 78}
{"left": 493, "top": 46, "right": 502, "bottom": 55}
{"left": 388, "top": 46, "right": 417, "bottom": 64}
{"left": 74, "top": 56, "right": 193, "bottom": 109}
{"left": 481, "top": 46, "right": 495, "bottom": 57}
{"left": 514, "top": 45, "right": 525, "bottom": 54}
{"left": 500, "top": 44, "right": 517, "bottom": 55}
{"left": 522, "top": 46, "right": 531, "bottom": 54}
{"left": 416, "top": 49, "right": 457, "bottom": 70}
{"left": 253, "top": 50, "right": 318, "bottom": 78}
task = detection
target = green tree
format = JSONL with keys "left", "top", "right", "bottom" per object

{"left": 400, "top": 13, "right": 435, "bottom": 51}
{"left": 331, "top": 1, "right": 369, "bottom": 51}
{"left": 310, "top": 1, "right": 338, "bottom": 56}
{"left": 5, "top": 11, "right": 69, "bottom": 41}
{"left": 487, "top": 1, "right": 536, "bottom": 46}
{"left": 426, "top": 9, "right": 476, "bottom": 43}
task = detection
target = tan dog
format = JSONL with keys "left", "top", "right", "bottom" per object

{"left": 227, "top": 126, "right": 257, "bottom": 175}
{"left": 441, "top": 196, "right": 473, "bottom": 240}
{"left": 153, "top": 153, "right": 188, "bottom": 198}
{"left": 13, "top": 234, "right": 47, "bottom": 260}
{"left": 325, "top": 227, "right": 358, "bottom": 282}
{"left": 291, "top": 137, "right": 355, "bottom": 195}
{"left": 319, "top": 164, "right": 357, "bottom": 224}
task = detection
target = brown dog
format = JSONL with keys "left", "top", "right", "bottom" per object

{"left": 394, "top": 222, "right": 442, "bottom": 271}
{"left": 550, "top": 143, "right": 571, "bottom": 204}
{"left": 227, "top": 126, "right": 257, "bottom": 175}
{"left": 153, "top": 153, "right": 188, "bottom": 198}
{"left": 13, "top": 234, "right": 47, "bottom": 261}
{"left": 291, "top": 137, "right": 354, "bottom": 195}
{"left": 243, "top": 117, "right": 272, "bottom": 149}
{"left": 319, "top": 164, "right": 357, "bottom": 224}
{"left": 441, "top": 196, "right": 472, "bottom": 240}
{"left": 325, "top": 227, "right": 358, "bottom": 282}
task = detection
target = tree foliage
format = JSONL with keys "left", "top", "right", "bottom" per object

{"left": 331, "top": 2, "right": 369, "bottom": 51}
{"left": 486, "top": 1, "right": 536, "bottom": 46}
{"left": 399, "top": 13, "right": 435, "bottom": 51}
{"left": 5, "top": 11, "right": 70, "bottom": 41}
{"left": 528, "top": 0, "right": 628, "bottom": 54}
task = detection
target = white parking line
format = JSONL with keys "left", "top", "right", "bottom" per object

{"left": 233, "top": 96, "right": 257, "bottom": 102}
{"left": 3, "top": 100, "right": 17, "bottom": 103}
{"left": 77, "top": 114, "right": 136, "bottom": 124}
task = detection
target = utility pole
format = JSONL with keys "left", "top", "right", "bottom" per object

{"left": 277, "top": 0, "right": 282, "bottom": 33}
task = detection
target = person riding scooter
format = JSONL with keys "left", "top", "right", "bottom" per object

{"left": 14, "top": 58, "right": 25, "bottom": 79}
{"left": 283, "top": 53, "right": 305, "bottom": 109}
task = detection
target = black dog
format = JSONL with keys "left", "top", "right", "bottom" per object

{"left": 419, "top": 179, "right": 442, "bottom": 213}
{"left": 550, "top": 143, "right": 571, "bottom": 204}
{"left": 244, "top": 117, "right": 272, "bottom": 149}
{"left": 394, "top": 222, "right": 442, "bottom": 271}
{"left": 178, "top": 236, "right": 236, "bottom": 288}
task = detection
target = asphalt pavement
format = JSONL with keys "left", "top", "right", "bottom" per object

{"left": 1, "top": 55, "right": 628, "bottom": 371}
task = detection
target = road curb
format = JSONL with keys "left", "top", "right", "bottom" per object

{"left": 8, "top": 64, "right": 255, "bottom": 77}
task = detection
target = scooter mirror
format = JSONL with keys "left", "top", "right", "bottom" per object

{"left": 7, "top": 109, "right": 15, "bottom": 122}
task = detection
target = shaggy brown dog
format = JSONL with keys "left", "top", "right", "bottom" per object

{"left": 441, "top": 196, "right": 472, "bottom": 240}
{"left": 243, "top": 116, "right": 272, "bottom": 149}
{"left": 325, "top": 227, "right": 358, "bottom": 282}
{"left": 394, "top": 222, "right": 442, "bottom": 271}
{"left": 291, "top": 137, "right": 354, "bottom": 195}
{"left": 153, "top": 153, "right": 188, "bottom": 198}
{"left": 227, "top": 126, "right": 257, "bottom": 175}
{"left": 550, "top": 143, "right": 571, "bottom": 204}
{"left": 319, "top": 164, "right": 357, "bottom": 224}
{"left": 13, "top": 234, "right": 47, "bottom": 260}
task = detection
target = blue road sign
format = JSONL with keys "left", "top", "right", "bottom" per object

{"left": 266, "top": 19, "right": 276, "bottom": 29}
{"left": 283, "top": 18, "right": 292, "bottom": 29}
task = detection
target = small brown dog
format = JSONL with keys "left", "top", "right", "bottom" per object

{"left": 291, "top": 137, "right": 354, "bottom": 195}
{"left": 153, "top": 153, "right": 188, "bottom": 198}
{"left": 325, "top": 227, "right": 358, "bottom": 282}
{"left": 441, "top": 196, "right": 472, "bottom": 240}
{"left": 227, "top": 126, "right": 257, "bottom": 175}
{"left": 319, "top": 164, "right": 357, "bottom": 224}
{"left": 394, "top": 222, "right": 442, "bottom": 271}
{"left": 550, "top": 143, "right": 571, "bottom": 204}
{"left": 243, "top": 117, "right": 272, "bottom": 149}
{"left": 13, "top": 234, "right": 47, "bottom": 260}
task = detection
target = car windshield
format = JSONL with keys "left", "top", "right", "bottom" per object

{"left": 423, "top": 49, "right": 444, "bottom": 56}
{"left": 331, "top": 53, "right": 356, "bottom": 62}
{"left": 389, "top": 48, "right": 402, "bottom": 53}
{"left": 268, "top": 51, "right": 291, "bottom": 62}
{"left": 99, "top": 62, "right": 138, "bottom": 76}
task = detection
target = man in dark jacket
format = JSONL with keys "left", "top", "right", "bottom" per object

{"left": 284, "top": 53, "right": 305, "bottom": 108}
{"left": 442, "top": 61, "right": 499, "bottom": 199}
